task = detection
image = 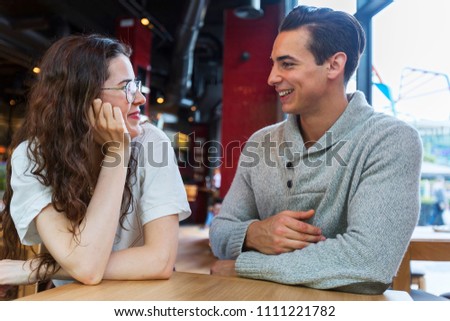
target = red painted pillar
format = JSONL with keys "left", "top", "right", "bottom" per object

{"left": 220, "top": 3, "right": 283, "bottom": 197}
{"left": 116, "top": 18, "right": 152, "bottom": 115}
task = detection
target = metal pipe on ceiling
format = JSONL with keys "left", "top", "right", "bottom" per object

{"left": 155, "top": 0, "right": 209, "bottom": 115}
{"left": 234, "top": 0, "right": 264, "bottom": 19}
{"left": 0, "top": 39, "right": 33, "bottom": 68}
{"left": 0, "top": 50, "right": 31, "bottom": 68}
{"left": 0, "top": 15, "right": 50, "bottom": 52}
{"left": 118, "top": 0, "right": 174, "bottom": 43}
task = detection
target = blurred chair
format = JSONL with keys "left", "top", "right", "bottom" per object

{"left": 410, "top": 268, "right": 426, "bottom": 290}
{"left": 410, "top": 289, "right": 449, "bottom": 301}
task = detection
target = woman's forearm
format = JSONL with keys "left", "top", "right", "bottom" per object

{"left": 36, "top": 148, "right": 129, "bottom": 285}
{"left": 0, "top": 258, "right": 72, "bottom": 286}
{"left": 103, "top": 246, "right": 175, "bottom": 280}
{"left": 103, "top": 215, "right": 179, "bottom": 280}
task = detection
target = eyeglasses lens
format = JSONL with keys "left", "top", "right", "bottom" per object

{"left": 126, "top": 81, "right": 142, "bottom": 103}
{"left": 126, "top": 81, "right": 135, "bottom": 103}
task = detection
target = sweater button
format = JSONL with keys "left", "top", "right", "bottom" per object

{"left": 287, "top": 180, "right": 293, "bottom": 188}
{"left": 286, "top": 162, "right": 293, "bottom": 168}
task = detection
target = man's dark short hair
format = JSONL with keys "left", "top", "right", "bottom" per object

{"left": 280, "top": 5, "right": 366, "bottom": 84}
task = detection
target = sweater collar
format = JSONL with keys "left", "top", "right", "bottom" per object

{"left": 284, "top": 91, "right": 374, "bottom": 156}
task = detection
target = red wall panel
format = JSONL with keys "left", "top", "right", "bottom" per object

{"left": 116, "top": 18, "right": 152, "bottom": 115}
{"left": 220, "top": 4, "right": 282, "bottom": 197}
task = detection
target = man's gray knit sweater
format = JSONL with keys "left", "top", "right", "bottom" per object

{"left": 210, "top": 91, "right": 423, "bottom": 294}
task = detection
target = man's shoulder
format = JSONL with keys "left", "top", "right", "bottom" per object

{"left": 349, "top": 91, "right": 419, "bottom": 139}
{"left": 368, "top": 112, "right": 420, "bottom": 138}
{"left": 247, "top": 119, "right": 287, "bottom": 143}
{"left": 360, "top": 112, "right": 422, "bottom": 155}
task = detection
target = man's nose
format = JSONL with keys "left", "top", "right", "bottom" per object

{"left": 267, "top": 66, "right": 281, "bottom": 86}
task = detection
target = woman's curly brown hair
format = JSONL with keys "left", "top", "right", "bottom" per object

{"left": 0, "top": 34, "right": 137, "bottom": 280}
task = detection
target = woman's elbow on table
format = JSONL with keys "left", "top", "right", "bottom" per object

{"left": 68, "top": 264, "right": 105, "bottom": 285}
{"left": 156, "top": 265, "right": 174, "bottom": 280}
{"left": 149, "top": 257, "right": 175, "bottom": 280}
{"left": 77, "top": 274, "right": 103, "bottom": 286}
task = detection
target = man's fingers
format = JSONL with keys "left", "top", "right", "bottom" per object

{"left": 285, "top": 239, "right": 316, "bottom": 251}
{"left": 292, "top": 220, "right": 322, "bottom": 235}
{"left": 210, "top": 260, "right": 237, "bottom": 277}
{"left": 275, "top": 221, "right": 323, "bottom": 243}
{"left": 279, "top": 210, "right": 322, "bottom": 236}
{"left": 284, "top": 209, "right": 315, "bottom": 220}
{"left": 246, "top": 210, "right": 324, "bottom": 255}
{"left": 268, "top": 238, "right": 314, "bottom": 254}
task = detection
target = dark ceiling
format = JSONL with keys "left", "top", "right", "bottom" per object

{"left": 0, "top": 0, "right": 282, "bottom": 146}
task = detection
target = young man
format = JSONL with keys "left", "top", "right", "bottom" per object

{"left": 209, "top": 5, "right": 422, "bottom": 294}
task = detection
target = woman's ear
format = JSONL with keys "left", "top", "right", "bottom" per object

{"left": 327, "top": 52, "right": 347, "bottom": 80}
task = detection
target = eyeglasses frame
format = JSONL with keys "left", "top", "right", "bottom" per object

{"left": 101, "top": 79, "right": 142, "bottom": 103}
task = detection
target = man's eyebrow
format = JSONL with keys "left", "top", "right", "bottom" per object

{"left": 270, "top": 55, "right": 296, "bottom": 62}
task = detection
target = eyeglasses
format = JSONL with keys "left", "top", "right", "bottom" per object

{"left": 101, "top": 80, "right": 142, "bottom": 103}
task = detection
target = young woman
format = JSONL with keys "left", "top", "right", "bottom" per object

{"left": 0, "top": 34, "right": 190, "bottom": 287}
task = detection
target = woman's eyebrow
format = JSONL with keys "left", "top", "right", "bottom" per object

{"left": 116, "top": 78, "right": 134, "bottom": 85}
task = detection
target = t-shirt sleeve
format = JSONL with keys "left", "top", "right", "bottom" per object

{"left": 136, "top": 128, "right": 191, "bottom": 225}
{"left": 9, "top": 142, "right": 52, "bottom": 245}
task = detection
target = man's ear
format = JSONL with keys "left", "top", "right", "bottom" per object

{"left": 327, "top": 52, "right": 347, "bottom": 80}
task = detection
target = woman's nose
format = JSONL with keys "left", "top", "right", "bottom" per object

{"left": 134, "top": 90, "right": 146, "bottom": 105}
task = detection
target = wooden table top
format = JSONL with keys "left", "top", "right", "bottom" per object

{"left": 392, "top": 225, "right": 450, "bottom": 292}
{"left": 412, "top": 226, "right": 450, "bottom": 242}
{"left": 409, "top": 226, "right": 450, "bottom": 262}
{"left": 18, "top": 272, "right": 411, "bottom": 301}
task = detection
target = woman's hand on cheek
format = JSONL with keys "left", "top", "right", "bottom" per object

{"left": 89, "top": 98, "right": 130, "bottom": 150}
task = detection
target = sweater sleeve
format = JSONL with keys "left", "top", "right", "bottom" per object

{"left": 209, "top": 143, "right": 260, "bottom": 260}
{"left": 235, "top": 124, "right": 423, "bottom": 294}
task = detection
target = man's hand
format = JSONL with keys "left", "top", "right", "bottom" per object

{"left": 210, "top": 260, "right": 237, "bottom": 277}
{"left": 244, "top": 210, "right": 325, "bottom": 255}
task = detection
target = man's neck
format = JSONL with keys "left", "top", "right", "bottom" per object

{"left": 299, "top": 92, "right": 349, "bottom": 148}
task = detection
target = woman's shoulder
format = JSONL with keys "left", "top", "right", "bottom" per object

{"left": 134, "top": 122, "right": 172, "bottom": 145}
{"left": 11, "top": 141, "right": 30, "bottom": 160}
